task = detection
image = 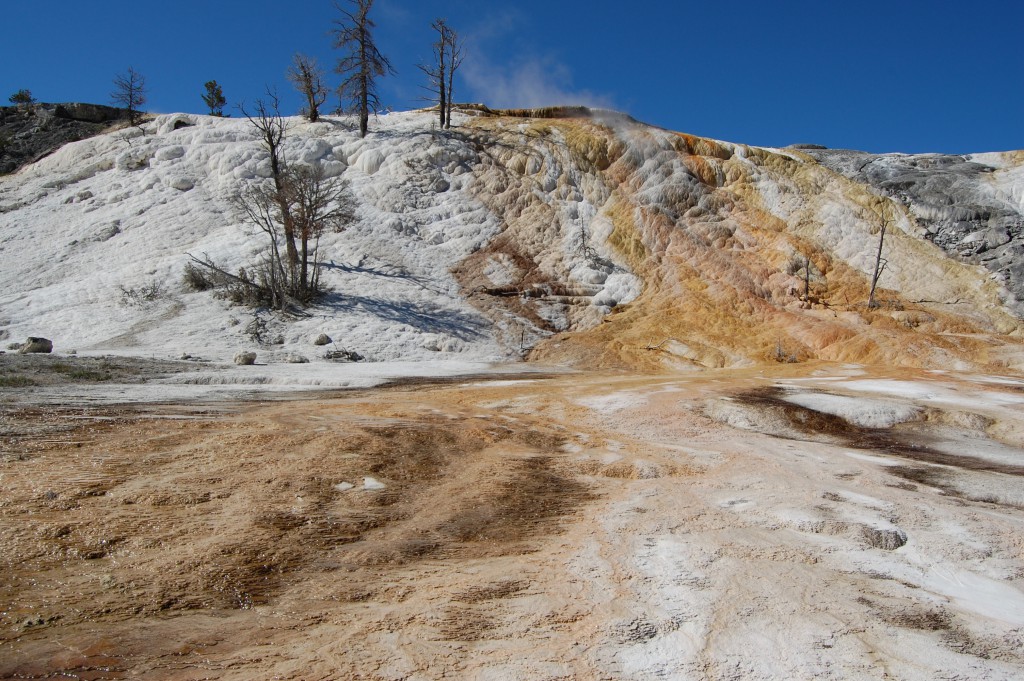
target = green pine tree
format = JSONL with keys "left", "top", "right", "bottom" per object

{"left": 201, "top": 80, "right": 227, "bottom": 117}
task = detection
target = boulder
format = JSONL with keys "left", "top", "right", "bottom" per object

{"left": 234, "top": 351, "right": 257, "bottom": 365}
{"left": 52, "top": 103, "right": 124, "bottom": 124}
{"left": 313, "top": 333, "right": 332, "bottom": 346}
{"left": 324, "top": 348, "right": 363, "bottom": 362}
{"left": 18, "top": 337, "right": 52, "bottom": 354}
{"left": 283, "top": 353, "right": 309, "bottom": 364}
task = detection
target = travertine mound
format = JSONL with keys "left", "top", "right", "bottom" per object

{"left": 1, "top": 106, "right": 1021, "bottom": 370}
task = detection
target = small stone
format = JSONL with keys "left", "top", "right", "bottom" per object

{"left": 363, "top": 477, "right": 386, "bottom": 491}
{"left": 234, "top": 351, "right": 256, "bottom": 365}
{"left": 283, "top": 353, "right": 309, "bottom": 364}
{"left": 313, "top": 333, "right": 332, "bottom": 346}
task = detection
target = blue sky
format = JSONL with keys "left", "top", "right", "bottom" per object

{"left": 2, "top": 0, "right": 1020, "bottom": 153}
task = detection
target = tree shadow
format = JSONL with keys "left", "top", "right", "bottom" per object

{"left": 319, "top": 291, "right": 489, "bottom": 341}
{"left": 321, "top": 259, "right": 448, "bottom": 295}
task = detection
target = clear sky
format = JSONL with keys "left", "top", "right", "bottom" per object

{"left": 2, "top": 0, "right": 1020, "bottom": 154}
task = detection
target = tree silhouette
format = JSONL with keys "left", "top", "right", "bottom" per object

{"left": 332, "top": 0, "right": 394, "bottom": 137}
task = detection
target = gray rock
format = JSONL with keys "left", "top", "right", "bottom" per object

{"left": 324, "top": 348, "right": 363, "bottom": 362}
{"left": 1, "top": 103, "right": 126, "bottom": 176}
{"left": 283, "top": 353, "right": 309, "bottom": 364}
{"left": 804, "top": 148, "right": 1024, "bottom": 318}
{"left": 861, "top": 526, "right": 908, "bottom": 551}
{"left": 313, "top": 333, "right": 332, "bottom": 346}
{"left": 233, "top": 351, "right": 257, "bottom": 365}
{"left": 53, "top": 103, "right": 124, "bottom": 124}
{"left": 964, "top": 227, "right": 1011, "bottom": 252}
{"left": 19, "top": 337, "right": 53, "bottom": 354}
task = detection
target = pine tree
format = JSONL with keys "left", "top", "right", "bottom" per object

{"left": 8, "top": 89, "right": 36, "bottom": 107}
{"left": 202, "top": 80, "right": 227, "bottom": 117}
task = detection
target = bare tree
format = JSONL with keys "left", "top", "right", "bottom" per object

{"left": 234, "top": 91, "right": 354, "bottom": 306}
{"left": 287, "top": 164, "right": 355, "bottom": 292}
{"left": 239, "top": 91, "right": 299, "bottom": 270}
{"left": 231, "top": 163, "right": 353, "bottom": 307}
{"left": 111, "top": 67, "right": 147, "bottom": 126}
{"left": 443, "top": 25, "right": 464, "bottom": 129}
{"left": 417, "top": 19, "right": 450, "bottom": 129}
{"left": 202, "top": 80, "right": 227, "bottom": 116}
{"left": 332, "top": 0, "right": 395, "bottom": 137}
{"left": 287, "top": 54, "right": 329, "bottom": 122}
{"left": 232, "top": 180, "right": 291, "bottom": 309}
{"left": 867, "top": 217, "right": 889, "bottom": 309}
{"left": 418, "top": 19, "right": 465, "bottom": 130}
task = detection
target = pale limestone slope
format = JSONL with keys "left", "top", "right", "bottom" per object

{"left": 0, "top": 108, "right": 1021, "bottom": 372}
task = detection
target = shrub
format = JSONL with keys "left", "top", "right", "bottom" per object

{"left": 182, "top": 262, "right": 216, "bottom": 291}
{"left": 0, "top": 375, "right": 36, "bottom": 388}
{"left": 245, "top": 315, "right": 269, "bottom": 343}
{"left": 119, "top": 281, "right": 164, "bottom": 306}
{"left": 183, "top": 257, "right": 274, "bottom": 307}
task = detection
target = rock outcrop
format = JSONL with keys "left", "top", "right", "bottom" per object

{"left": 803, "top": 149, "right": 1024, "bottom": 315}
{"left": 0, "top": 103, "right": 128, "bottom": 174}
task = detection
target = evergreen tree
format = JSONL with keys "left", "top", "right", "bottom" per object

{"left": 202, "top": 80, "right": 227, "bottom": 117}
{"left": 8, "top": 89, "right": 36, "bottom": 106}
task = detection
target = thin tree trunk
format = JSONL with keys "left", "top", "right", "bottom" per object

{"left": 301, "top": 235, "right": 309, "bottom": 294}
{"left": 867, "top": 221, "right": 887, "bottom": 309}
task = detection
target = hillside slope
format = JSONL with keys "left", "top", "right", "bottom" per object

{"left": 1, "top": 108, "right": 1021, "bottom": 371}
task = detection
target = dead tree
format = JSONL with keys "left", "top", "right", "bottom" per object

{"left": 867, "top": 218, "right": 890, "bottom": 309}
{"left": 419, "top": 20, "right": 465, "bottom": 130}
{"left": 231, "top": 163, "right": 353, "bottom": 308}
{"left": 332, "top": 0, "right": 395, "bottom": 137}
{"left": 286, "top": 164, "right": 355, "bottom": 293}
{"left": 287, "top": 54, "right": 328, "bottom": 122}
{"left": 443, "top": 25, "right": 464, "bottom": 129}
{"left": 239, "top": 91, "right": 298, "bottom": 270}
{"left": 234, "top": 94, "right": 354, "bottom": 307}
{"left": 418, "top": 19, "right": 450, "bottom": 129}
{"left": 231, "top": 181, "right": 290, "bottom": 309}
{"left": 111, "top": 67, "right": 147, "bottom": 126}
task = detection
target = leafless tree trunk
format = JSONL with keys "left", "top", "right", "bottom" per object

{"left": 332, "top": 0, "right": 395, "bottom": 138}
{"left": 418, "top": 20, "right": 465, "bottom": 130}
{"left": 444, "top": 26, "right": 464, "bottom": 129}
{"left": 239, "top": 92, "right": 299, "bottom": 270}
{"left": 867, "top": 218, "right": 889, "bottom": 309}
{"left": 417, "top": 19, "right": 449, "bottom": 129}
{"left": 286, "top": 164, "right": 355, "bottom": 292}
{"left": 287, "top": 54, "right": 328, "bottom": 122}
{"left": 111, "top": 67, "right": 147, "bottom": 126}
